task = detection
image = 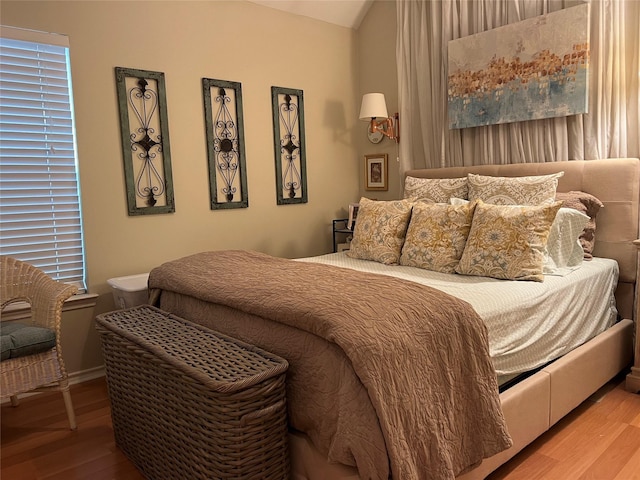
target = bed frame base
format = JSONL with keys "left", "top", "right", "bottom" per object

{"left": 289, "top": 319, "right": 634, "bottom": 480}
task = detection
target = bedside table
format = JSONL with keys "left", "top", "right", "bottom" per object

{"left": 332, "top": 219, "right": 354, "bottom": 253}
{"left": 626, "top": 238, "right": 640, "bottom": 393}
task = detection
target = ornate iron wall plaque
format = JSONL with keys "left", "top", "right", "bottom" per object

{"left": 202, "top": 78, "right": 248, "bottom": 209}
{"left": 115, "top": 67, "right": 175, "bottom": 215}
{"left": 271, "top": 86, "right": 307, "bottom": 205}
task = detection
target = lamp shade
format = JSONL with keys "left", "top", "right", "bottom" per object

{"left": 359, "top": 93, "right": 388, "bottom": 120}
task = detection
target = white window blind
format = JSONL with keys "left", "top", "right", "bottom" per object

{"left": 0, "top": 26, "right": 86, "bottom": 291}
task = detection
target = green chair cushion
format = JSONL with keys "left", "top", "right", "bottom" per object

{"left": 0, "top": 323, "right": 56, "bottom": 361}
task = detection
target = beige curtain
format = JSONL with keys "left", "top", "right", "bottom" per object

{"left": 396, "top": 0, "right": 640, "bottom": 172}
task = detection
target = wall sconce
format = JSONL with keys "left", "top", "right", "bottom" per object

{"left": 359, "top": 93, "right": 399, "bottom": 144}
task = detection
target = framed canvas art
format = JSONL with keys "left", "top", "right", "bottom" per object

{"left": 447, "top": 4, "right": 590, "bottom": 129}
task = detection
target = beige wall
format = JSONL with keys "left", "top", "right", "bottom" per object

{"left": 356, "top": 0, "right": 400, "bottom": 200}
{"left": 1, "top": 0, "right": 370, "bottom": 374}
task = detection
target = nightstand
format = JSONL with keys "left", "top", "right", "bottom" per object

{"left": 332, "top": 219, "right": 354, "bottom": 253}
{"left": 626, "top": 238, "right": 640, "bottom": 393}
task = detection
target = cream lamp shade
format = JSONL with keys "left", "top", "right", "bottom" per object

{"left": 359, "top": 93, "right": 388, "bottom": 120}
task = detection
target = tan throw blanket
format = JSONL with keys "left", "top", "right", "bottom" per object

{"left": 149, "top": 250, "right": 512, "bottom": 479}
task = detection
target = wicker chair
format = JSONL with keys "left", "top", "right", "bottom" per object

{"left": 1, "top": 256, "right": 79, "bottom": 429}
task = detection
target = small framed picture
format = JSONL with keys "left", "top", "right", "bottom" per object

{"left": 364, "top": 154, "right": 388, "bottom": 191}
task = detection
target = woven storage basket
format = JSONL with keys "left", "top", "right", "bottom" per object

{"left": 95, "top": 305, "right": 289, "bottom": 480}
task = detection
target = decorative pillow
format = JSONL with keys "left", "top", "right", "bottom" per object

{"left": 399, "top": 201, "right": 476, "bottom": 274}
{"left": 456, "top": 200, "right": 562, "bottom": 282}
{"left": 555, "top": 191, "right": 604, "bottom": 260}
{"left": 468, "top": 172, "right": 564, "bottom": 206}
{"left": 451, "top": 198, "right": 588, "bottom": 275}
{"left": 403, "top": 176, "right": 468, "bottom": 203}
{"left": 544, "top": 208, "right": 590, "bottom": 275}
{"left": 347, "top": 197, "right": 413, "bottom": 265}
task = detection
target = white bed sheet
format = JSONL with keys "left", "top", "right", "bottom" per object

{"left": 299, "top": 253, "right": 619, "bottom": 381}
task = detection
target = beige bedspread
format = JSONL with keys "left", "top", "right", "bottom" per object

{"left": 148, "top": 250, "right": 512, "bottom": 479}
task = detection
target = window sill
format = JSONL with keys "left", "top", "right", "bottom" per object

{"left": 0, "top": 293, "right": 99, "bottom": 322}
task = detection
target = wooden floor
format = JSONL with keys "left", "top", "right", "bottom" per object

{"left": 1, "top": 375, "right": 639, "bottom": 479}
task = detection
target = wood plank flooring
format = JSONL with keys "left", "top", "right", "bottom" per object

{"left": 1, "top": 379, "right": 144, "bottom": 480}
{"left": 489, "top": 375, "right": 640, "bottom": 480}
{"left": 2, "top": 374, "right": 639, "bottom": 479}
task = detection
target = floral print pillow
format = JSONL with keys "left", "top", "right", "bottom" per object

{"left": 456, "top": 200, "right": 562, "bottom": 282}
{"left": 400, "top": 201, "right": 476, "bottom": 273}
{"left": 403, "top": 176, "right": 468, "bottom": 203}
{"left": 468, "top": 172, "right": 563, "bottom": 206}
{"left": 347, "top": 197, "right": 413, "bottom": 265}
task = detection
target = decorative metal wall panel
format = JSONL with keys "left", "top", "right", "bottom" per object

{"left": 271, "top": 86, "right": 307, "bottom": 205}
{"left": 115, "top": 67, "right": 175, "bottom": 215}
{"left": 202, "top": 78, "right": 248, "bottom": 209}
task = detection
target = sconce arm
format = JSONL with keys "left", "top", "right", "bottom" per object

{"left": 369, "top": 113, "right": 399, "bottom": 143}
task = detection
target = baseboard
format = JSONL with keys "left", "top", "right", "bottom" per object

{"left": 69, "top": 365, "right": 105, "bottom": 384}
{"left": 1, "top": 366, "right": 105, "bottom": 404}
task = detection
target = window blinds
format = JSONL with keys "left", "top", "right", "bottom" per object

{"left": 0, "top": 26, "right": 86, "bottom": 291}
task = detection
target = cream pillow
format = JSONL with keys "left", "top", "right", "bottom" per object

{"left": 347, "top": 197, "right": 413, "bottom": 265}
{"left": 544, "top": 208, "right": 589, "bottom": 275}
{"left": 468, "top": 172, "right": 563, "bottom": 205}
{"left": 456, "top": 200, "right": 562, "bottom": 282}
{"left": 555, "top": 191, "right": 604, "bottom": 259}
{"left": 403, "top": 176, "right": 468, "bottom": 203}
{"left": 399, "top": 201, "right": 476, "bottom": 273}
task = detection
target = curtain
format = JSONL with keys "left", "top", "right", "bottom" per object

{"left": 396, "top": 0, "right": 640, "bottom": 172}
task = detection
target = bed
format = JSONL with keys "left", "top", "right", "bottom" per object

{"left": 148, "top": 158, "right": 639, "bottom": 479}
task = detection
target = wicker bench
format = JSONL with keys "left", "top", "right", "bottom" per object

{"left": 95, "top": 305, "right": 289, "bottom": 480}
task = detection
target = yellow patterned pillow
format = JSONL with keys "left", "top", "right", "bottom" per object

{"left": 456, "top": 200, "right": 562, "bottom": 281}
{"left": 347, "top": 197, "right": 413, "bottom": 265}
{"left": 468, "top": 172, "right": 563, "bottom": 205}
{"left": 400, "top": 201, "right": 476, "bottom": 273}
{"left": 403, "top": 176, "right": 468, "bottom": 203}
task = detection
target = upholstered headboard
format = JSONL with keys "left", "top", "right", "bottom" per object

{"left": 405, "top": 158, "right": 640, "bottom": 320}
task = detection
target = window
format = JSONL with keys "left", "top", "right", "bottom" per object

{"left": 0, "top": 26, "right": 86, "bottom": 291}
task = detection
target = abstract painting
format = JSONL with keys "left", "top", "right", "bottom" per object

{"left": 447, "top": 3, "right": 590, "bottom": 129}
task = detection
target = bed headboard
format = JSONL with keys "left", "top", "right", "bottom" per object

{"left": 405, "top": 158, "right": 640, "bottom": 320}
